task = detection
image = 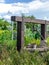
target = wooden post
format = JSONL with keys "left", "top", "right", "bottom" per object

{"left": 45, "top": 20, "right": 47, "bottom": 39}
{"left": 11, "top": 16, "right": 24, "bottom": 52}
{"left": 11, "top": 16, "right": 16, "bottom": 21}
{"left": 41, "top": 24, "right": 45, "bottom": 40}
{"left": 17, "top": 18, "right": 24, "bottom": 52}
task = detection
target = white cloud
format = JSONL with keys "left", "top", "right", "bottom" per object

{"left": 0, "top": 0, "right": 5, "bottom": 3}
{"left": 43, "top": 17, "right": 49, "bottom": 21}
{"left": 0, "top": 0, "right": 49, "bottom": 20}
{"left": 3, "top": 15, "right": 11, "bottom": 20}
{"left": 0, "top": 0, "right": 43, "bottom": 14}
{"left": 10, "top": 1, "right": 43, "bottom": 14}
{"left": 0, "top": 4, "right": 11, "bottom": 14}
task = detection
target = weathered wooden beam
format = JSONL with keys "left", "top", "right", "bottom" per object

{"left": 11, "top": 16, "right": 49, "bottom": 24}
{"left": 24, "top": 47, "right": 49, "bottom": 52}
{"left": 11, "top": 16, "right": 24, "bottom": 52}
{"left": 45, "top": 20, "right": 47, "bottom": 39}
{"left": 17, "top": 22, "right": 24, "bottom": 52}
{"left": 41, "top": 24, "right": 45, "bottom": 40}
{"left": 11, "top": 16, "right": 16, "bottom": 21}
{"left": 17, "top": 21, "right": 24, "bottom": 52}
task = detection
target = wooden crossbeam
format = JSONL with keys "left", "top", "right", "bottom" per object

{"left": 24, "top": 47, "right": 49, "bottom": 52}
{"left": 11, "top": 16, "right": 49, "bottom": 24}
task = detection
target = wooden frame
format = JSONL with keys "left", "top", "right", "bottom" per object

{"left": 11, "top": 16, "right": 49, "bottom": 52}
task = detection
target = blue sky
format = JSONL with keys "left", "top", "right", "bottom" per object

{"left": 0, "top": 0, "right": 49, "bottom": 21}
{"left": 5, "top": 0, "right": 33, "bottom": 3}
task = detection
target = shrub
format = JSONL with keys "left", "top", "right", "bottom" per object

{"left": 46, "top": 37, "right": 49, "bottom": 46}
{"left": 0, "top": 44, "right": 47, "bottom": 65}
{"left": 36, "top": 39, "right": 40, "bottom": 46}
{"left": 24, "top": 29, "right": 35, "bottom": 46}
{"left": 24, "top": 28, "right": 40, "bottom": 46}
{"left": 0, "top": 40, "right": 16, "bottom": 51}
{"left": 0, "top": 30, "right": 12, "bottom": 41}
{"left": 43, "top": 51, "right": 49, "bottom": 65}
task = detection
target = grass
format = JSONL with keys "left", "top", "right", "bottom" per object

{"left": 0, "top": 44, "right": 49, "bottom": 65}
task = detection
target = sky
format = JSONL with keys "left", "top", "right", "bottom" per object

{"left": 0, "top": 0, "right": 49, "bottom": 21}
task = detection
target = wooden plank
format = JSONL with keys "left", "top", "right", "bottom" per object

{"left": 24, "top": 47, "right": 49, "bottom": 52}
{"left": 41, "top": 24, "right": 45, "bottom": 40}
{"left": 17, "top": 21, "right": 24, "bottom": 52}
{"left": 11, "top": 16, "right": 49, "bottom": 24}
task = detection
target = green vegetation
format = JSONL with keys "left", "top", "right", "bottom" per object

{"left": 0, "top": 19, "right": 10, "bottom": 30}
{"left": 0, "top": 18, "right": 16, "bottom": 49}
{"left": 0, "top": 30, "right": 16, "bottom": 50}
{"left": 0, "top": 44, "right": 49, "bottom": 65}
{"left": 46, "top": 37, "right": 49, "bottom": 46}
{"left": 24, "top": 28, "right": 40, "bottom": 46}
{"left": 0, "top": 16, "right": 49, "bottom": 65}
{"left": 0, "top": 30, "right": 12, "bottom": 41}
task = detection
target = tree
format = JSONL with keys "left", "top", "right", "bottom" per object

{"left": 25, "top": 15, "right": 36, "bottom": 31}
{"left": 24, "top": 15, "right": 41, "bottom": 39}
{"left": 0, "top": 18, "right": 10, "bottom": 30}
